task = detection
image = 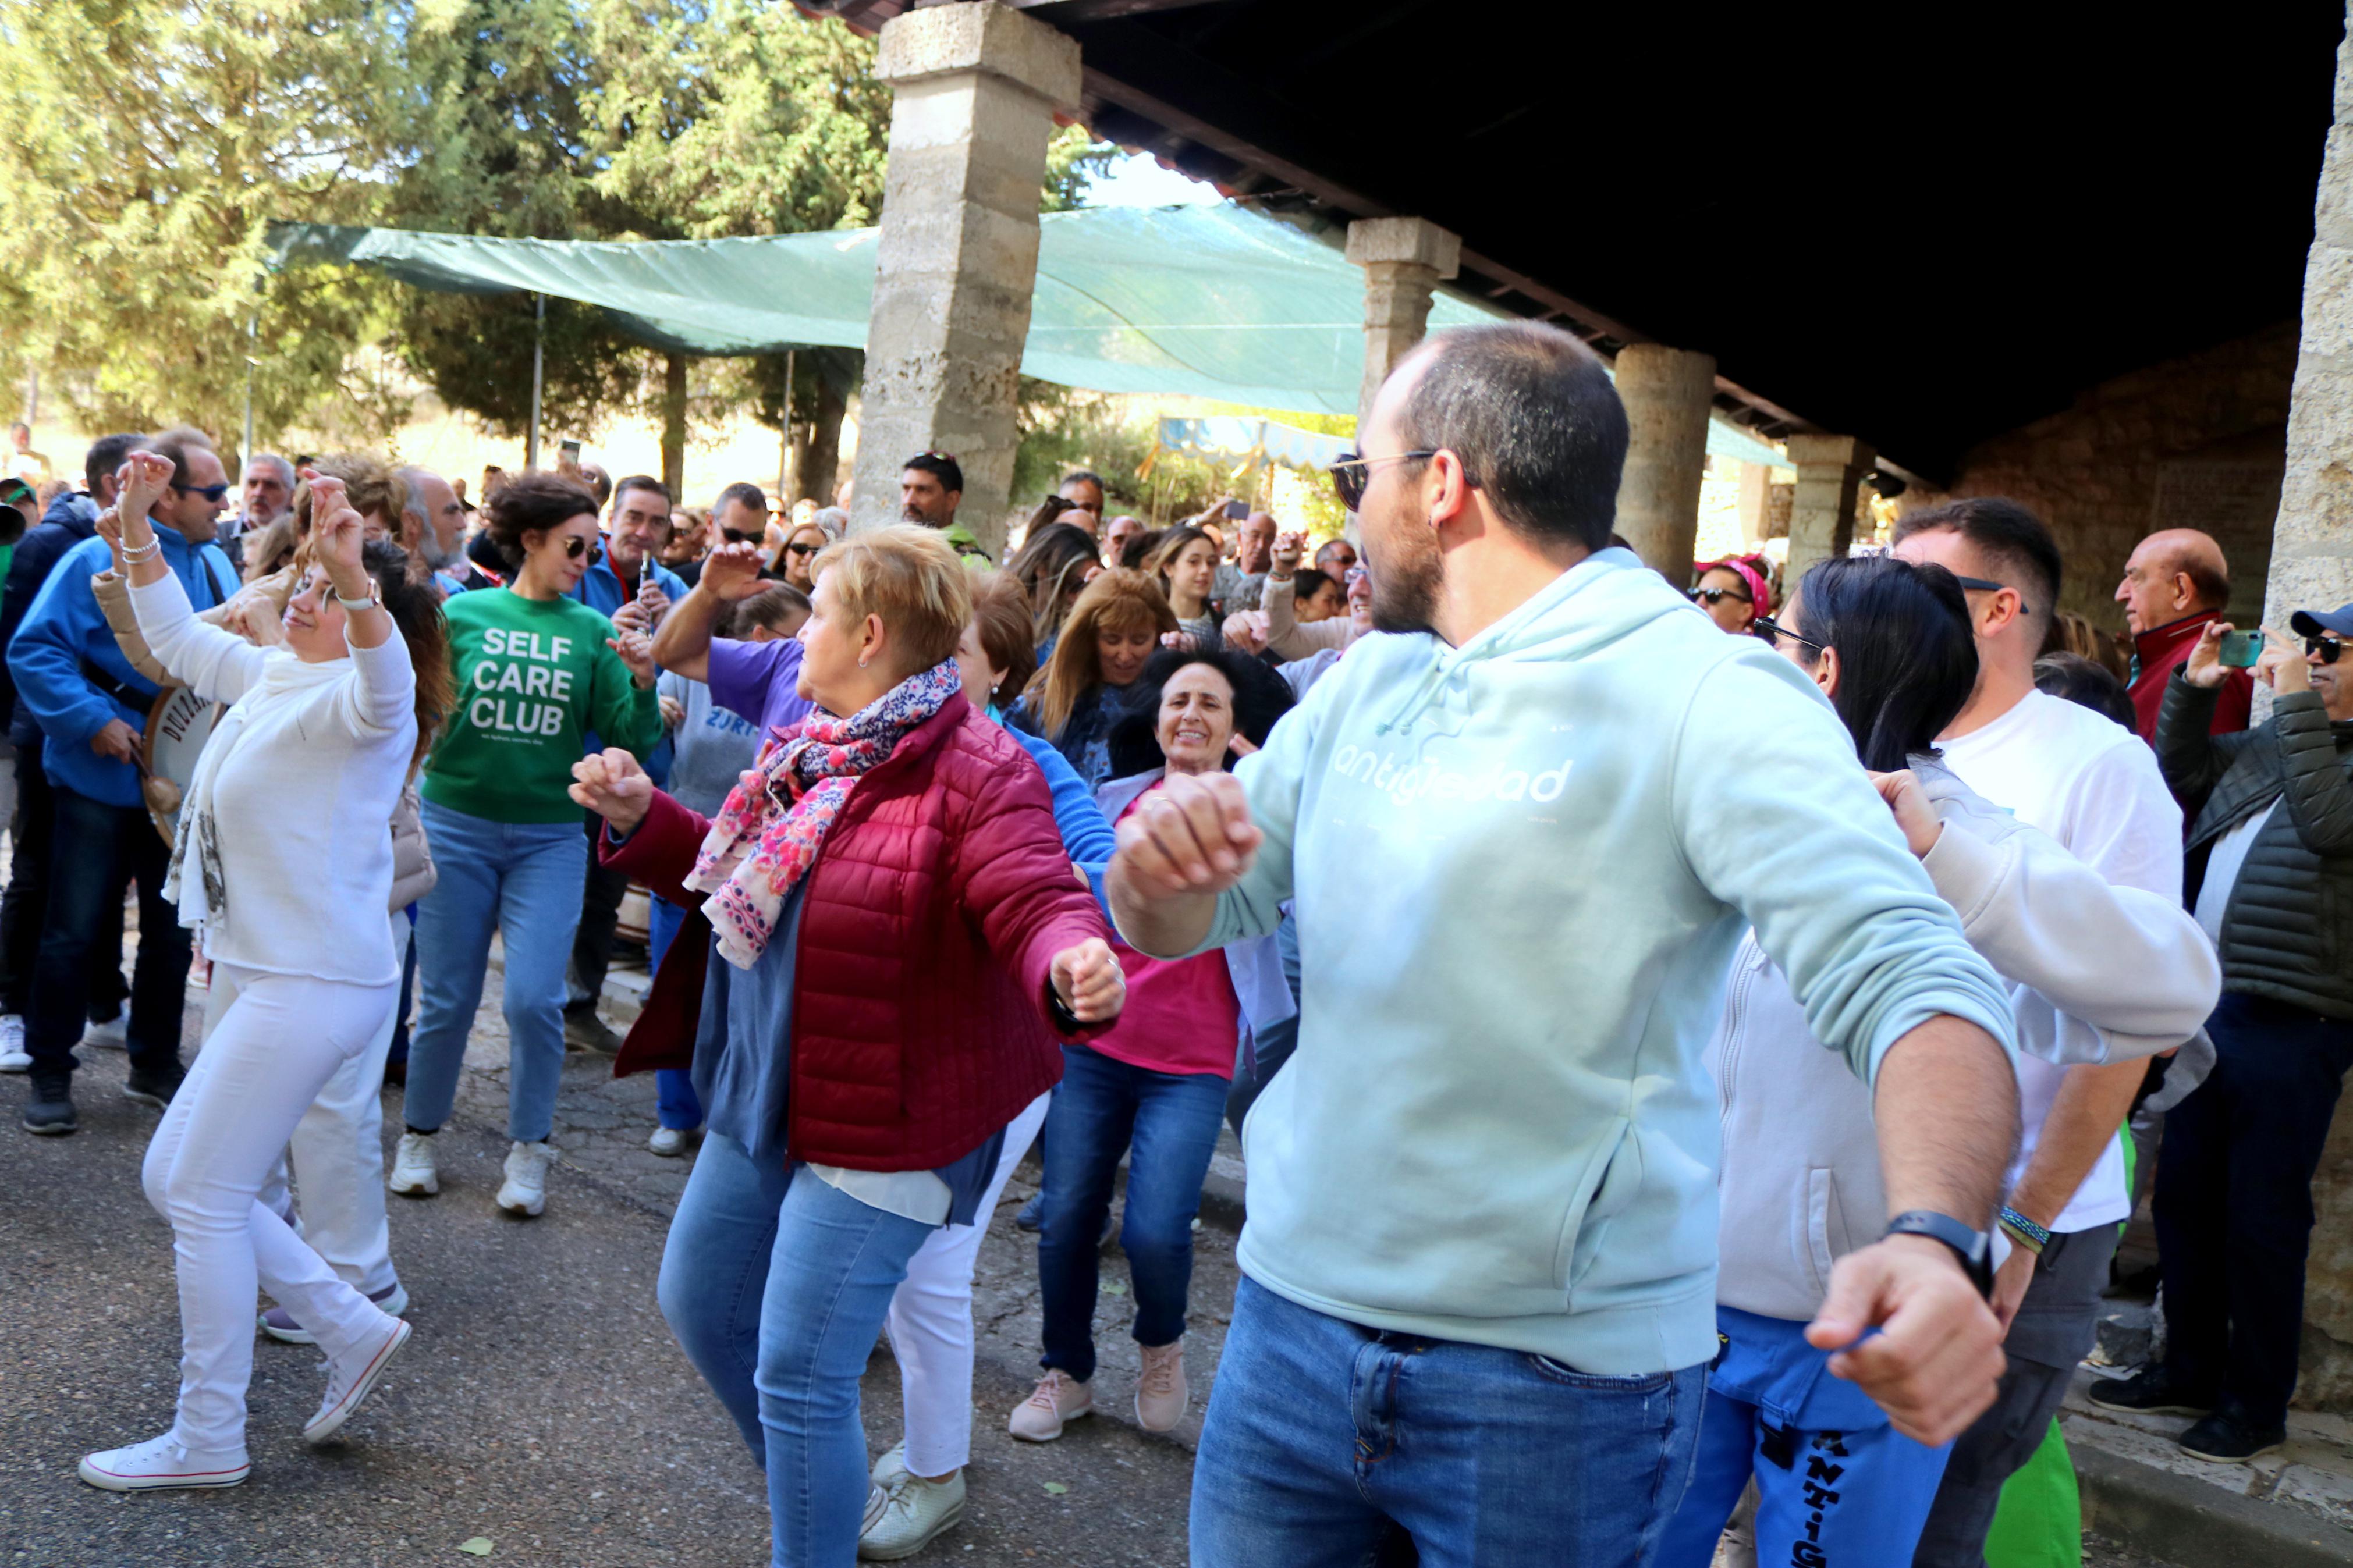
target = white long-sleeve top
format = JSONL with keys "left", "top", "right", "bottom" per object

{"left": 1708, "top": 756, "right": 2219, "bottom": 1322}
{"left": 129, "top": 572, "right": 416, "bottom": 986}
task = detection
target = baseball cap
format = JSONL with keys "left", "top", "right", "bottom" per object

{"left": 2290, "top": 603, "right": 2353, "bottom": 641}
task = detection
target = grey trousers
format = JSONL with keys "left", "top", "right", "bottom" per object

{"left": 1912, "top": 1222, "right": 2118, "bottom": 1568}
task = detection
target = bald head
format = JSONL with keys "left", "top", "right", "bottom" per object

{"left": 2116, "top": 528, "right": 2230, "bottom": 635}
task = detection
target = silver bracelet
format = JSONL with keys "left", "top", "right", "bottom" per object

{"left": 119, "top": 539, "right": 162, "bottom": 563}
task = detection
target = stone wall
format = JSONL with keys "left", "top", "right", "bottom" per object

{"left": 1921, "top": 323, "right": 2297, "bottom": 630}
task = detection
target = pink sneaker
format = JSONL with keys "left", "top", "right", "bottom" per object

{"left": 1135, "top": 1339, "right": 1189, "bottom": 1432}
{"left": 1008, "top": 1368, "right": 1093, "bottom": 1442}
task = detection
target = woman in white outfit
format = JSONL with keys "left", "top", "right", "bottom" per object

{"left": 77, "top": 460, "right": 449, "bottom": 1492}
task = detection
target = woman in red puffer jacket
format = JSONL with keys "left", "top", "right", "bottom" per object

{"left": 569, "top": 525, "right": 1124, "bottom": 1568}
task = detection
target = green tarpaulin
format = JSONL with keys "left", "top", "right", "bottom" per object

{"left": 268, "top": 202, "right": 1788, "bottom": 468}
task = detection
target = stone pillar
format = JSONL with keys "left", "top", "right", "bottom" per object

{"left": 1781, "top": 433, "right": 1875, "bottom": 588}
{"left": 848, "top": 2, "right": 1081, "bottom": 556}
{"left": 1736, "top": 460, "right": 1772, "bottom": 546}
{"left": 1346, "top": 217, "right": 1461, "bottom": 431}
{"left": 1613, "top": 344, "right": 1717, "bottom": 578}
{"left": 2277, "top": 4, "right": 2353, "bottom": 1414}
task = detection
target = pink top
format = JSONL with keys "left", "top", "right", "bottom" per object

{"left": 1090, "top": 786, "right": 1241, "bottom": 1079}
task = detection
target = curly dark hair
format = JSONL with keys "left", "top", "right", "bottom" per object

{"left": 482, "top": 471, "right": 599, "bottom": 569}
{"left": 1105, "top": 644, "right": 1295, "bottom": 780}
{"left": 350, "top": 538, "right": 456, "bottom": 773}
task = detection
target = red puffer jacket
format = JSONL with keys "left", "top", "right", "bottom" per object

{"left": 605, "top": 692, "right": 1108, "bottom": 1171}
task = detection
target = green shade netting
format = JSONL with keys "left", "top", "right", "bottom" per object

{"left": 267, "top": 202, "right": 1787, "bottom": 469}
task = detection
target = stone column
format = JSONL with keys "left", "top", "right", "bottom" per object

{"left": 1736, "top": 460, "right": 1772, "bottom": 546}
{"left": 2277, "top": 4, "right": 2353, "bottom": 1414}
{"left": 848, "top": 2, "right": 1081, "bottom": 556}
{"left": 1613, "top": 344, "right": 1717, "bottom": 578}
{"left": 1781, "top": 433, "right": 1874, "bottom": 588}
{"left": 1346, "top": 217, "right": 1461, "bottom": 431}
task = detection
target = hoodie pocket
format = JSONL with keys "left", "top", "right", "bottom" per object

{"left": 1558, "top": 1117, "right": 1638, "bottom": 1295}
{"left": 1804, "top": 1168, "right": 1846, "bottom": 1303}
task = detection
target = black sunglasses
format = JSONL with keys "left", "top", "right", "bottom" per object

{"left": 720, "top": 527, "right": 761, "bottom": 545}
{"left": 563, "top": 535, "right": 605, "bottom": 565}
{"left": 1752, "top": 614, "right": 1823, "bottom": 655}
{"left": 1326, "top": 449, "right": 1439, "bottom": 511}
{"left": 1950, "top": 575, "right": 2032, "bottom": 618}
{"left": 175, "top": 482, "right": 232, "bottom": 503}
{"left": 1688, "top": 586, "right": 1751, "bottom": 607}
{"left": 2308, "top": 637, "right": 2345, "bottom": 665}
{"left": 786, "top": 541, "right": 821, "bottom": 557}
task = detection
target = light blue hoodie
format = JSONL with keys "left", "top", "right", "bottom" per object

{"left": 1199, "top": 547, "right": 2017, "bottom": 1375}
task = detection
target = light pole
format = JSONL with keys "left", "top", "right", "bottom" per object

{"left": 525, "top": 293, "right": 545, "bottom": 469}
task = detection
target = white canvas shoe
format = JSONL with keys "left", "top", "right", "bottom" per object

{"left": 304, "top": 1317, "right": 411, "bottom": 1445}
{"left": 0, "top": 1014, "right": 27, "bottom": 1072}
{"left": 78, "top": 1432, "right": 249, "bottom": 1491}
{"left": 81, "top": 1011, "right": 128, "bottom": 1050}
{"left": 858, "top": 1467, "right": 967, "bottom": 1560}
{"left": 496, "top": 1139, "right": 554, "bottom": 1217}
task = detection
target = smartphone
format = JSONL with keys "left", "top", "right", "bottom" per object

{"left": 1223, "top": 499, "right": 1249, "bottom": 521}
{"left": 2219, "top": 629, "right": 2265, "bottom": 667}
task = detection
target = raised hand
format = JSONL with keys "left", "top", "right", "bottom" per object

{"left": 569, "top": 747, "right": 654, "bottom": 835}
{"left": 1110, "top": 771, "right": 1262, "bottom": 901}
{"left": 1271, "top": 531, "right": 1305, "bottom": 574}
{"left": 116, "top": 450, "right": 175, "bottom": 520}
{"left": 699, "top": 541, "right": 766, "bottom": 602}
{"left": 609, "top": 628, "right": 656, "bottom": 687}
{"left": 2253, "top": 627, "right": 2310, "bottom": 696}
{"left": 309, "top": 475, "right": 367, "bottom": 584}
{"left": 94, "top": 508, "right": 127, "bottom": 574}
{"left": 2183, "top": 620, "right": 2231, "bottom": 689}
{"left": 1050, "top": 938, "right": 1126, "bottom": 1023}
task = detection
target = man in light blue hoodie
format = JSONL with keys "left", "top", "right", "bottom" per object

{"left": 1106, "top": 322, "right": 2027, "bottom": 1567}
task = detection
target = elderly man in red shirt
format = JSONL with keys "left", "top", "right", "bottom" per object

{"left": 2117, "top": 528, "right": 2252, "bottom": 740}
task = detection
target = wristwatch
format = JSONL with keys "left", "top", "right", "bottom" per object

{"left": 335, "top": 581, "right": 381, "bottom": 611}
{"left": 1883, "top": 1210, "right": 1996, "bottom": 1299}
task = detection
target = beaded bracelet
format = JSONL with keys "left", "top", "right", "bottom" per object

{"left": 1998, "top": 1205, "right": 2050, "bottom": 1255}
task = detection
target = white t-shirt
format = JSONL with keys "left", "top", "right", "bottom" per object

{"left": 1936, "top": 688, "right": 2184, "bottom": 1232}
{"left": 2194, "top": 800, "right": 2279, "bottom": 947}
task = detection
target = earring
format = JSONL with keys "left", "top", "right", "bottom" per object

{"left": 858, "top": 655, "right": 869, "bottom": 669}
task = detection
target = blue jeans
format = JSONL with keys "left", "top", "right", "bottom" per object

{"left": 402, "top": 801, "right": 587, "bottom": 1143}
{"left": 648, "top": 896, "right": 702, "bottom": 1130}
{"left": 1038, "top": 1041, "right": 1227, "bottom": 1380}
{"left": 659, "top": 1133, "right": 934, "bottom": 1568}
{"left": 25, "top": 781, "right": 190, "bottom": 1080}
{"left": 1190, "top": 1276, "right": 1706, "bottom": 1568}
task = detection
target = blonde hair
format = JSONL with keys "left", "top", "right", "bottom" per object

{"left": 1022, "top": 568, "right": 1177, "bottom": 739}
{"left": 809, "top": 524, "right": 971, "bottom": 675}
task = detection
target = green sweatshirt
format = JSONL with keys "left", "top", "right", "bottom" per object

{"left": 421, "top": 589, "right": 663, "bottom": 824}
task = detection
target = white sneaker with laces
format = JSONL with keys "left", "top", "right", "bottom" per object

{"left": 869, "top": 1439, "right": 910, "bottom": 1487}
{"left": 496, "top": 1139, "right": 555, "bottom": 1216}
{"left": 1135, "top": 1338, "right": 1188, "bottom": 1432}
{"left": 1007, "top": 1368, "right": 1092, "bottom": 1441}
{"left": 78, "top": 1431, "right": 250, "bottom": 1491}
{"left": 858, "top": 1467, "right": 967, "bottom": 1560}
{"left": 647, "top": 1124, "right": 691, "bottom": 1157}
{"left": 82, "top": 1011, "right": 128, "bottom": 1050}
{"left": 0, "top": 1014, "right": 27, "bottom": 1072}
{"left": 304, "top": 1317, "right": 411, "bottom": 1445}
{"left": 388, "top": 1132, "right": 438, "bottom": 1196}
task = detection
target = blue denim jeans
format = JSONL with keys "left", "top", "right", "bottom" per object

{"left": 401, "top": 801, "right": 587, "bottom": 1143}
{"left": 1190, "top": 1276, "right": 1706, "bottom": 1568}
{"left": 648, "top": 895, "right": 702, "bottom": 1130}
{"left": 1038, "top": 1041, "right": 1227, "bottom": 1381}
{"left": 659, "top": 1133, "right": 934, "bottom": 1568}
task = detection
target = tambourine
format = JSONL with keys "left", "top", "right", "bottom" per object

{"left": 140, "top": 684, "right": 225, "bottom": 847}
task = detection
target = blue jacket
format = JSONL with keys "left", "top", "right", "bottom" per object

{"left": 0, "top": 493, "right": 108, "bottom": 740}
{"left": 1007, "top": 724, "right": 1119, "bottom": 915}
{"left": 9, "top": 527, "right": 237, "bottom": 806}
{"left": 1097, "top": 767, "right": 1298, "bottom": 1068}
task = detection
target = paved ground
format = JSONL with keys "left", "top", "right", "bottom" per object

{"left": 0, "top": 959, "right": 2180, "bottom": 1568}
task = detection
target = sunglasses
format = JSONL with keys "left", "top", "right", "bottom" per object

{"left": 1688, "top": 586, "right": 1751, "bottom": 607}
{"left": 1326, "top": 450, "right": 1438, "bottom": 512}
{"left": 2309, "top": 637, "right": 2345, "bottom": 665}
{"left": 720, "top": 527, "right": 761, "bottom": 545}
{"left": 563, "top": 535, "right": 605, "bottom": 565}
{"left": 175, "top": 482, "right": 232, "bottom": 503}
{"left": 786, "top": 541, "right": 821, "bottom": 557}
{"left": 1752, "top": 614, "right": 1824, "bottom": 655}
{"left": 1343, "top": 566, "right": 1371, "bottom": 588}
{"left": 1950, "top": 575, "right": 2032, "bottom": 618}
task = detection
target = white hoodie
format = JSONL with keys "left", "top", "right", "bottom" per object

{"left": 1708, "top": 758, "right": 2220, "bottom": 1322}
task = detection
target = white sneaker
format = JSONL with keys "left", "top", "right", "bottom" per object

{"left": 1136, "top": 1338, "right": 1188, "bottom": 1432}
{"left": 858, "top": 1467, "right": 966, "bottom": 1560}
{"left": 0, "top": 1014, "right": 27, "bottom": 1072}
{"left": 1008, "top": 1368, "right": 1092, "bottom": 1441}
{"left": 259, "top": 1281, "right": 409, "bottom": 1346}
{"left": 82, "top": 1011, "right": 128, "bottom": 1050}
{"left": 869, "top": 1439, "right": 910, "bottom": 1487}
{"left": 388, "top": 1132, "right": 438, "bottom": 1196}
{"left": 647, "top": 1124, "right": 694, "bottom": 1157}
{"left": 304, "top": 1316, "right": 411, "bottom": 1445}
{"left": 496, "top": 1139, "right": 554, "bottom": 1217}
{"left": 78, "top": 1431, "right": 250, "bottom": 1491}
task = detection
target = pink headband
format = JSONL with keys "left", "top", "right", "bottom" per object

{"left": 1697, "top": 555, "right": 1773, "bottom": 617}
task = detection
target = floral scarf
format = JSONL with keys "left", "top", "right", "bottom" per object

{"left": 685, "top": 658, "right": 961, "bottom": 969}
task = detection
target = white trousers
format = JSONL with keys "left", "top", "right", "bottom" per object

{"left": 141, "top": 962, "right": 399, "bottom": 1455}
{"left": 255, "top": 911, "right": 408, "bottom": 1297}
{"left": 886, "top": 1091, "right": 1051, "bottom": 1477}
